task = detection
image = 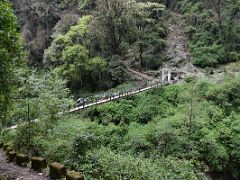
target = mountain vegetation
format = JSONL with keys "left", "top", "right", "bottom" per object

{"left": 0, "top": 0, "right": 240, "bottom": 179}
{"left": 180, "top": 0, "right": 240, "bottom": 67}
{"left": 2, "top": 77, "right": 240, "bottom": 179}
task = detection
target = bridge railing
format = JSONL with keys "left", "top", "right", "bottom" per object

{"left": 71, "top": 78, "right": 174, "bottom": 112}
{"left": 73, "top": 67, "right": 177, "bottom": 111}
{"left": 8, "top": 69, "right": 177, "bottom": 129}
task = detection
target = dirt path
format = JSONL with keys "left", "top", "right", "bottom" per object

{"left": 128, "top": 68, "right": 155, "bottom": 81}
{"left": 0, "top": 150, "right": 49, "bottom": 180}
{"left": 165, "top": 12, "right": 205, "bottom": 78}
{"left": 122, "top": 59, "right": 157, "bottom": 82}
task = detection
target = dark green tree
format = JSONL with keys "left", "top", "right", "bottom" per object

{"left": 0, "top": 0, "right": 22, "bottom": 128}
{"left": 90, "top": 0, "right": 134, "bottom": 56}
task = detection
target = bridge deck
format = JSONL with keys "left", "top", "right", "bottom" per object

{"left": 69, "top": 82, "right": 170, "bottom": 113}
{"left": 9, "top": 80, "right": 175, "bottom": 130}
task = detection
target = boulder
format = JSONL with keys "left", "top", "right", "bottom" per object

{"left": 31, "top": 157, "right": 47, "bottom": 171}
{"left": 3, "top": 143, "right": 11, "bottom": 151}
{"left": 7, "top": 151, "right": 16, "bottom": 162}
{"left": 66, "top": 171, "right": 84, "bottom": 180}
{"left": 5, "top": 147, "right": 13, "bottom": 154}
{"left": 16, "top": 153, "right": 29, "bottom": 166}
{"left": 49, "top": 162, "right": 66, "bottom": 179}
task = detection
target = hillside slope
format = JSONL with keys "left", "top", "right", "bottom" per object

{"left": 165, "top": 13, "right": 204, "bottom": 78}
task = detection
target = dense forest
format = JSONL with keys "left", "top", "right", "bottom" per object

{"left": 0, "top": 0, "right": 240, "bottom": 179}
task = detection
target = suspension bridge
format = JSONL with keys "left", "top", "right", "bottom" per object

{"left": 8, "top": 68, "right": 179, "bottom": 129}
{"left": 69, "top": 68, "right": 179, "bottom": 113}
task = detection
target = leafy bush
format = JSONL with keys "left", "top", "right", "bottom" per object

{"left": 182, "top": 0, "right": 240, "bottom": 68}
{"left": 80, "top": 147, "right": 203, "bottom": 180}
{"left": 192, "top": 44, "right": 227, "bottom": 67}
{"left": 123, "top": 122, "right": 152, "bottom": 155}
{"left": 207, "top": 76, "right": 240, "bottom": 114}
{"left": 5, "top": 76, "right": 240, "bottom": 179}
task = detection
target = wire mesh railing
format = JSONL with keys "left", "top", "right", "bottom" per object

{"left": 70, "top": 78, "right": 173, "bottom": 113}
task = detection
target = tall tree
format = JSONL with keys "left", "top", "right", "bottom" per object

{"left": 0, "top": 0, "right": 22, "bottom": 127}
{"left": 91, "top": 0, "right": 133, "bottom": 56}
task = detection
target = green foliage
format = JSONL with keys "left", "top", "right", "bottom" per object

{"left": 123, "top": 122, "right": 152, "bottom": 154}
{"left": 9, "top": 70, "right": 73, "bottom": 124}
{"left": 78, "top": 0, "right": 96, "bottom": 12}
{"left": 182, "top": 0, "right": 240, "bottom": 67}
{"left": 5, "top": 76, "right": 240, "bottom": 178}
{"left": 90, "top": 0, "right": 134, "bottom": 56}
{"left": 44, "top": 15, "right": 108, "bottom": 89}
{"left": 191, "top": 44, "right": 227, "bottom": 67}
{"left": 108, "top": 55, "right": 129, "bottom": 85}
{"left": 133, "top": 2, "right": 167, "bottom": 69}
{"left": 61, "top": 45, "right": 89, "bottom": 80}
{"left": 3, "top": 0, "right": 240, "bottom": 178}
{"left": 45, "top": 15, "right": 92, "bottom": 64}
{"left": 0, "top": 0, "right": 22, "bottom": 127}
{"left": 43, "top": 0, "right": 168, "bottom": 90}
{"left": 87, "top": 0, "right": 167, "bottom": 72}
{"left": 82, "top": 77, "right": 240, "bottom": 178}
{"left": 207, "top": 76, "right": 240, "bottom": 114}
{"left": 81, "top": 147, "right": 203, "bottom": 180}
{"left": 9, "top": 70, "right": 73, "bottom": 153}
{"left": 86, "top": 84, "right": 183, "bottom": 125}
